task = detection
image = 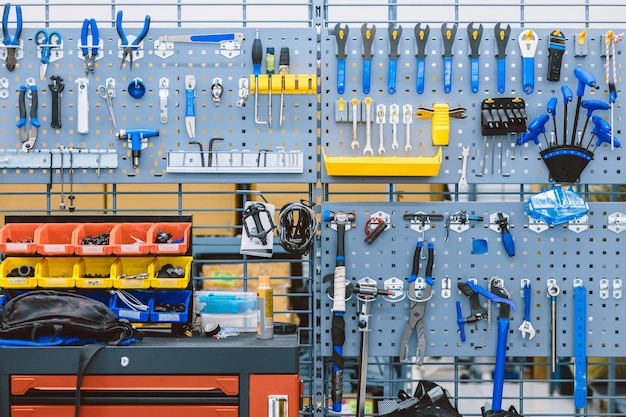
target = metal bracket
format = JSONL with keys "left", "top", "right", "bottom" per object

{"left": 383, "top": 277, "right": 405, "bottom": 302}
{"left": 76, "top": 36, "right": 103, "bottom": 62}
{"left": 0, "top": 38, "right": 23, "bottom": 64}
{"left": 159, "top": 77, "right": 169, "bottom": 124}
{"left": 568, "top": 215, "right": 589, "bottom": 233}
{"left": 118, "top": 35, "right": 144, "bottom": 62}
{"left": 599, "top": 277, "right": 610, "bottom": 299}
{"left": 37, "top": 39, "right": 63, "bottom": 64}
{"left": 527, "top": 216, "right": 549, "bottom": 233}
{"left": 236, "top": 77, "right": 249, "bottom": 107}
{"left": 404, "top": 211, "right": 444, "bottom": 236}
{"left": 614, "top": 278, "right": 623, "bottom": 299}
{"left": 0, "top": 77, "right": 8, "bottom": 99}
{"left": 489, "top": 212, "right": 510, "bottom": 233}
{"left": 607, "top": 212, "right": 626, "bottom": 233}
{"left": 153, "top": 33, "right": 243, "bottom": 59}
{"left": 441, "top": 276, "right": 451, "bottom": 299}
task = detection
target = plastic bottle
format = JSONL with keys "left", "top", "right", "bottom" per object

{"left": 257, "top": 275, "right": 274, "bottom": 339}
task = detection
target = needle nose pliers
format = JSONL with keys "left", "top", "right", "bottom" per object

{"left": 116, "top": 10, "right": 151, "bottom": 70}
{"left": 2, "top": 2, "right": 22, "bottom": 72}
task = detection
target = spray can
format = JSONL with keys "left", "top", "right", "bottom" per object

{"left": 257, "top": 275, "right": 274, "bottom": 339}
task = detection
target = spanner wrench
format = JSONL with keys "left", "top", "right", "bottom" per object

{"left": 363, "top": 97, "right": 374, "bottom": 156}
{"left": 547, "top": 278, "right": 560, "bottom": 373}
{"left": 351, "top": 98, "right": 359, "bottom": 149}
{"left": 518, "top": 279, "right": 536, "bottom": 339}
{"left": 458, "top": 146, "right": 469, "bottom": 186}
{"left": 389, "top": 103, "right": 399, "bottom": 150}
{"left": 403, "top": 104, "right": 413, "bottom": 152}
{"left": 376, "top": 103, "right": 386, "bottom": 155}
{"left": 518, "top": 30, "right": 538, "bottom": 94}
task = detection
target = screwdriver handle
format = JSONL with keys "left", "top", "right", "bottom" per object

{"left": 266, "top": 47, "right": 275, "bottom": 75}
{"left": 279, "top": 47, "right": 290, "bottom": 70}
{"left": 501, "top": 231, "right": 515, "bottom": 256}
{"left": 416, "top": 58, "right": 425, "bottom": 94}
{"left": 252, "top": 30, "right": 262, "bottom": 76}
{"left": 456, "top": 301, "right": 466, "bottom": 342}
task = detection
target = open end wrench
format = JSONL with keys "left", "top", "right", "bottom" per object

{"left": 518, "top": 279, "right": 536, "bottom": 339}
{"left": 363, "top": 97, "right": 374, "bottom": 156}
{"left": 458, "top": 146, "right": 469, "bottom": 186}
{"left": 390, "top": 104, "right": 399, "bottom": 150}
{"left": 518, "top": 30, "right": 538, "bottom": 94}
{"left": 403, "top": 104, "right": 413, "bottom": 152}
{"left": 351, "top": 98, "right": 359, "bottom": 149}
{"left": 376, "top": 103, "right": 386, "bottom": 155}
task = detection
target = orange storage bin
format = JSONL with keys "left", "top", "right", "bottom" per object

{"left": 149, "top": 256, "right": 192, "bottom": 289}
{"left": 0, "top": 223, "right": 42, "bottom": 254}
{"left": 34, "top": 223, "right": 80, "bottom": 255}
{"left": 36, "top": 257, "right": 78, "bottom": 288}
{"left": 74, "top": 256, "right": 117, "bottom": 288}
{"left": 72, "top": 223, "right": 116, "bottom": 256}
{"left": 110, "top": 223, "right": 153, "bottom": 255}
{"left": 148, "top": 222, "right": 192, "bottom": 254}
{"left": 111, "top": 256, "right": 155, "bottom": 289}
{"left": 0, "top": 256, "right": 40, "bottom": 288}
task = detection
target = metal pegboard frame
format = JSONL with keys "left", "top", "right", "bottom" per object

{"left": 319, "top": 26, "right": 623, "bottom": 185}
{"left": 0, "top": 27, "right": 318, "bottom": 184}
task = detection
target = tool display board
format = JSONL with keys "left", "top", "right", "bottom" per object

{"left": 0, "top": 28, "right": 318, "bottom": 184}
{"left": 320, "top": 27, "right": 623, "bottom": 185}
{"left": 321, "top": 201, "right": 625, "bottom": 358}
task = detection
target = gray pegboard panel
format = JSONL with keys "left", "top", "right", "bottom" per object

{"left": 320, "top": 26, "right": 623, "bottom": 185}
{"left": 320, "top": 201, "right": 626, "bottom": 360}
{"left": 0, "top": 28, "right": 317, "bottom": 184}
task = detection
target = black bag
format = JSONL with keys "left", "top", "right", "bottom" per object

{"left": 0, "top": 289, "right": 142, "bottom": 345}
{"left": 378, "top": 380, "right": 463, "bottom": 417}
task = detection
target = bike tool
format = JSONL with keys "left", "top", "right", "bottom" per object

{"left": 517, "top": 278, "right": 535, "bottom": 339}
{"left": 546, "top": 97, "right": 558, "bottom": 146}
{"left": 441, "top": 22, "right": 457, "bottom": 93}
{"left": 252, "top": 29, "right": 267, "bottom": 125}
{"left": 80, "top": 18, "right": 99, "bottom": 75}
{"left": 116, "top": 11, "right": 151, "bottom": 70}
{"left": 185, "top": 75, "right": 196, "bottom": 138}
{"left": 570, "top": 67, "right": 599, "bottom": 145}
{"left": 17, "top": 83, "right": 40, "bottom": 152}
{"left": 361, "top": 23, "right": 375, "bottom": 94}
{"left": 278, "top": 46, "right": 290, "bottom": 126}
{"left": 546, "top": 278, "right": 560, "bottom": 374}
{"left": 489, "top": 212, "right": 515, "bottom": 257}
{"left": 387, "top": 24, "right": 402, "bottom": 94}
{"left": 115, "top": 128, "right": 159, "bottom": 168}
{"left": 517, "top": 113, "right": 550, "bottom": 150}
{"left": 323, "top": 210, "right": 355, "bottom": 413}
{"left": 518, "top": 29, "right": 538, "bottom": 94}
{"left": 414, "top": 23, "right": 429, "bottom": 94}
{"left": 560, "top": 85, "right": 573, "bottom": 146}
{"left": 48, "top": 75, "right": 64, "bottom": 129}
{"left": 577, "top": 99, "right": 609, "bottom": 148}
{"left": 2, "top": 2, "right": 21, "bottom": 72}
{"left": 35, "top": 29, "right": 61, "bottom": 80}
{"left": 467, "top": 22, "right": 483, "bottom": 94}
{"left": 266, "top": 47, "right": 275, "bottom": 127}
{"left": 587, "top": 117, "right": 621, "bottom": 153}
{"left": 546, "top": 30, "right": 566, "bottom": 82}
{"left": 573, "top": 278, "right": 587, "bottom": 409}
{"left": 334, "top": 23, "right": 348, "bottom": 95}
{"left": 363, "top": 211, "right": 389, "bottom": 245}
{"left": 456, "top": 280, "right": 488, "bottom": 342}
{"left": 445, "top": 210, "right": 483, "bottom": 242}
{"left": 494, "top": 23, "right": 511, "bottom": 94}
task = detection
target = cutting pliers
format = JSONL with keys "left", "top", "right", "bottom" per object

{"left": 17, "top": 85, "right": 40, "bottom": 152}
{"left": 400, "top": 241, "right": 434, "bottom": 364}
{"left": 116, "top": 10, "right": 151, "bottom": 69}
{"left": 80, "top": 18, "right": 99, "bottom": 75}
{"left": 2, "top": 3, "right": 22, "bottom": 72}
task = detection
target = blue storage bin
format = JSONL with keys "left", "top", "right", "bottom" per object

{"left": 150, "top": 290, "right": 191, "bottom": 323}
{"left": 110, "top": 289, "right": 153, "bottom": 322}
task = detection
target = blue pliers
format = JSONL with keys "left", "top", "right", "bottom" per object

{"left": 116, "top": 10, "right": 150, "bottom": 70}
{"left": 80, "top": 18, "right": 99, "bottom": 75}
{"left": 17, "top": 85, "right": 40, "bottom": 152}
{"left": 2, "top": 3, "right": 22, "bottom": 72}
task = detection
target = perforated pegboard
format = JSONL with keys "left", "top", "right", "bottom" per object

{"left": 320, "top": 26, "right": 623, "bottom": 184}
{"left": 320, "top": 201, "right": 626, "bottom": 360}
{"left": 0, "top": 28, "right": 317, "bottom": 184}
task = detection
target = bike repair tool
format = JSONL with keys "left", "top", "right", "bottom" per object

{"left": 518, "top": 278, "right": 535, "bottom": 339}
{"left": 456, "top": 280, "right": 488, "bottom": 342}
{"left": 489, "top": 212, "right": 515, "bottom": 257}
{"left": 403, "top": 211, "right": 444, "bottom": 241}
{"left": 2, "top": 2, "right": 21, "bottom": 72}
{"left": 518, "top": 29, "right": 538, "bottom": 94}
{"left": 570, "top": 67, "right": 599, "bottom": 145}
{"left": 188, "top": 141, "right": 205, "bottom": 167}
{"left": 17, "top": 84, "right": 39, "bottom": 152}
{"left": 445, "top": 210, "right": 483, "bottom": 241}
{"left": 458, "top": 146, "right": 469, "bottom": 186}
{"left": 75, "top": 77, "right": 89, "bottom": 134}
{"left": 467, "top": 22, "right": 483, "bottom": 94}
{"left": 210, "top": 77, "right": 223, "bottom": 105}
{"left": 351, "top": 98, "right": 360, "bottom": 149}
{"left": 560, "top": 85, "right": 572, "bottom": 146}
{"left": 266, "top": 47, "right": 275, "bottom": 127}
{"left": 252, "top": 29, "right": 267, "bottom": 125}
{"left": 115, "top": 128, "right": 159, "bottom": 168}
{"left": 97, "top": 77, "right": 117, "bottom": 129}
{"left": 517, "top": 113, "right": 549, "bottom": 150}
{"left": 573, "top": 278, "right": 587, "bottom": 409}
{"left": 390, "top": 103, "right": 400, "bottom": 150}
{"left": 494, "top": 23, "right": 511, "bottom": 94}
{"left": 364, "top": 211, "right": 389, "bottom": 245}
{"left": 547, "top": 97, "right": 558, "bottom": 146}
{"left": 547, "top": 30, "right": 566, "bottom": 82}
{"left": 414, "top": 23, "right": 430, "bottom": 94}
{"left": 35, "top": 29, "right": 61, "bottom": 80}
{"left": 546, "top": 278, "right": 560, "bottom": 374}
{"left": 127, "top": 77, "right": 146, "bottom": 99}
{"left": 159, "top": 77, "right": 169, "bottom": 123}
{"left": 48, "top": 75, "right": 64, "bottom": 129}
{"left": 323, "top": 209, "right": 355, "bottom": 412}
{"left": 354, "top": 278, "right": 393, "bottom": 417}
{"left": 185, "top": 75, "right": 196, "bottom": 138}
{"left": 334, "top": 23, "right": 348, "bottom": 95}
{"left": 589, "top": 121, "right": 621, "bottom": 153}
{"left": 361, "top": 23, "right": 375, "bottom": 94}
{"left": 58, "top": 145, "right": 66, "bottom": 210}
{"left": 400, "top": 240, "right": 434, "bottom": 364}
{"left": 577, "top": 99, "right": 609, "bottom": 147}
{"left": 279, "top": 46, "right": 289, "bottom": 126}
{"left": 441, "top": 22, "right": 457, "bottom": 93}
{"left": 403, "top": 104, "right": 413, "bottom": 152}
{"left": 153, "top": 32, "right": 243, "bottom": 59}
{"left": 376, "top": 103, "right": 386, "bottom": 155}
{"left": 67, "top": 148, "right": 75, "bottom": 212}
{"left": 363, "top": 97, "right": 374, "bottom": 156}
{"left": 80, "top": 18, "right": 99, "bottom": 75}
{"left": 415, "top": 104, "right": 467, "bottom": 146}
{"left": 116, "top": 11, "right": 151, "bottom": 69}
{"left": 387, "top": 24, "right": 402, "bottom": 94}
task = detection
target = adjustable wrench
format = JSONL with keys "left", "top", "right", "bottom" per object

{"left": 518, "top": 30, "right": 538, "bottom": 94}
{"left": 351, "top": 98, "right": 359, "bottom": 149}
{"left": 389, "top": 103, "right": 399, "bottom": 150}
{"left": 403, "top": 104, "right": 413, "bottom": 152}
{"left": 363, "top": 97, "right": 374, "bottom": 156}
{"left": 376, "top": 103, "right": 386, "bottom": 155}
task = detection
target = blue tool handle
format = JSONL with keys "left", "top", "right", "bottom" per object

{"left": 497, "top": 59, "right": 506, "bottom": 94}
{"left": 456, "top": 301, "right": 466, "bottom": 342}
{"left": 388, "top": 59, "right": 397, "bottom": 94}
{"left": 30, "top": 86, "right": 40, "bottom": 128}
{"left": 90, "top": 19, "right": 99, "bottom": 54}
{"left": 362, "top": 59, "right": 371, "bottom": 94}
{"left": 492, "top": 317, "right": 509, "bottom": 413}
{"left": 185, "top": 88, "right": 195, "bottom": 117}
{"left": 189, "top": 33, "right": 235, "bottom": 42}
{"left": 524, "top": 284, "right": 531, "bottom": 321}
{"left": 470, "top": 58, "right": 479, "bottom": 94}
{"left": 425, "top": 242, "right": 435, "bottom": 286}
{"left": 516, "top": 130, "right": 539, "bottom": 146}
{"left": 502, "top": 231, "right": 515, "bottom": 256}
{"left": 522, "top": 56, "right": 534, "bottom": 94}
{"left": 16, "top": 86, "right": 26, "bottom": 128}
{"left": 443, "top": 56, "right": 452, "bottom": 93}
{"left": 337, "top": 59, "right": 345, "bottom": 94}
{"left": 416, "top": 58, "right": 425, "bottom": 94}
{"left": 465, "top": 281, "right": 517, "bottom": 312}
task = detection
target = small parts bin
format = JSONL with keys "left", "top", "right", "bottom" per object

{"left": 111, "top": 256, "right": 154, "bottom": 289}
{"left": 148, "top": 222, "right": 192, "bottom": 254}
{"left": 149, "top": 256, "right": 192, "bottom": 288}
{"left": 150, "top": 290, "right": 191, "bottom": 323}
{"left": 34, "top": 223, "right": 80, "bottom": 255}
{"left": 110, "top": 223, "right": 153, "bottom": 255}
{"left": 36, "top": 257, "right": 78, "bottom": 288}
{"left": 110, "top": 289, "right": 153, "bottom": 322}
{"left": 0, "top": 223, "right": 41, "bottom": 254}
{"left": 74, "top": 257, "right": 116, "bottom": 288}
{"left": 0, "top": 257, "right": 41, "bottom": 288}
{"left": 72, "top": 223, "right": 116, "bottom": 256}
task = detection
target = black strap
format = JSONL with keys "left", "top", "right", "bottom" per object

{"left": 75, "top": 344, "right": 106, "bottom": 417}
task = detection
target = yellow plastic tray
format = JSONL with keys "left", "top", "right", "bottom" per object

{"left": 149, "top": 256, "right": 192, "bottom": 289}
{"left": 322, "top": 147, "right": 442, "bottom": 177}
{"left": 111, "top": 256, "right": 155, "bottom": 289}
{"left": 36, "top": 257, "right": 78, "bottom": 288}
{"left": 74, "top": 256, "right": 117, "bottom": 289}
{"left": 0, "top": 257, "right": 41, "bottom": 288}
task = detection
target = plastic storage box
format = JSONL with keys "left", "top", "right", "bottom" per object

{"left": 72, "top": 223, "right": 116, "bottom": 256}
{"left": 36, "top": 257, "right": 78, "bottom": 288}
{"left": 74, "top": 256, "right": 117, "bottom": 288}
{"left": 34, "top": 223, "right": 80, "bottom": 255}
{"left": 0, "top": 223, "right": 42, "bottom": 254}
{"left": 109, "top": 223, "right": 153, "bottom": 255}
{"left": 148, "top": 222, "right": 192, "bottom": 254}
{"left": 195, "top": 291, "right": 257, "bottom": 332}
{"left": 110, "top": 289, "right": 153, "bottom": 322}
{"left": 111, "top": 256, "right": 155, "bottom": 289}
{"left": 0, "top": 257, "right": 41, "bottom": 288}
{"left": 150, "top": 290, "right": 191, "bottom": 323}
{"left": 149, "top": 256, "right": 192, "bottom": 289}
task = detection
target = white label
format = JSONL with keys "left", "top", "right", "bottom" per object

{"left": 155, "top": 313, "right": 179, "bottom": 322}
{"left": 81, "top": 246, "right": 105, "bottom": 254}
{"left": 84, "top": 279, "right": 104, "bottom": 287}
{"left": 6, "top": 243, "right": 28, "bottom": 251}
{"left": 8, "top": 278, "right": 28, "bottom": 285}
{"left": 120, "top": 310, "right": 142, "bottom": 320}
{"left": 120, "top": 244, "right": 141, "bottom": 253}
{"left": 156, "top": 243, "right": 178, "bottom": 252}
{"left": 44, "top": 244, "right": 67, "bottom": 253}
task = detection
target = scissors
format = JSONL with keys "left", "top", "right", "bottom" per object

{"left": 34, "top": 29, "right": 61, "bottom": 80}
{"left": 97, "top": 77, "right": 117, "bottom": 129}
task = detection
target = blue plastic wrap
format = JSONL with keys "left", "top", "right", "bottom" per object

{"left": 525, "top": 185, "right": 589, "bottom": 225}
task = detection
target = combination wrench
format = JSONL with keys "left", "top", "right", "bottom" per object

{"left": 363, "top": 97, "right": 374, "bottom": 156}
{"left": 403, "top": 104, "right": 412, "bottom": 152}
{"left": 351, "top": 98, "right": 359, "bottom": 149}
{"left": 389, "top": 103, "right": 399, "bottom": 150}
{"left": 376, "top": 103, "right": 386, "bottom": 155}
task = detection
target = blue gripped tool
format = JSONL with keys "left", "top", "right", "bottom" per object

{"left": 2, "top": 2, "right": 22, "bottom": 72}
{"left": 441, "top": 22, "right": 457, "bottom": 94}
{"left": 467, "top": 23, "right": 483, "bottom": 94}
{"left": 34, "top": 29, "right": 61, "bottom": 80}
{"left": 494, "top": 212, "right": 515, "bottom": 257}
{"left": 387, "top": 24, "right": 402, "bottom": 94}
{"left": 334, "top": 23, "right": 348, "bottom": 94}
{"left": 570, "top": 67, "right": 599, "bottom": 145}
{"left": 116, "top": 10, "right": 151, "bottom": 69}
{"left": 560, "top": 85, "right": 573, "bottom": 145}
{"left": 414, "top": 23, "right": 429, "bottom": 94}
{"left": 518, "top": 29, "right": 538, "bottom": 94}
{"left": 80, "top": 18, "right": 99, "bottom": 75}
{"left": 361, "top": 23, "right": 375, "bottom": 94}
{"left": 577, "top": 99, "right": 609, "bottom": 147}
{"left": 494, "top": 23, "right": 511, "bottom": 95}
{"left": 547, "top": 97, "right": 558, "bottom": 145}
{"left": 517, "top": 113, "right": 550, "bottom": 149}
{"left": 115, "top": 128, "right": 159, "bottom": 168}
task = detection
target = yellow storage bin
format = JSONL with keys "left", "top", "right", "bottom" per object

{"left": 149, "top": 256, "right": 192, "bottom": 289}
{"left": 0, "top": 257, "right": 40, "bottom": 288}
{"left": 36, "top": 257, "right": 78, "bottom": 288}
{"left": 111, "top": 256, "right": 155, "bottom": 289}
{"left": 74, "top": 257, "right": 117, "bottom": 289}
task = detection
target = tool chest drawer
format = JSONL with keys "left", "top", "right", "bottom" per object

{"left": 10, "top": 404, "right": 239, "bottom": 417}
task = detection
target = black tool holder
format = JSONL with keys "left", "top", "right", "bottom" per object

{"left": 480, "top": 98, "right": 528, "bottom": 136}
{"left": 482, "top": 405, "right": 524, "bottom": 417}
{"left": 539, "top": 145, "right": 593, "bottom": 183}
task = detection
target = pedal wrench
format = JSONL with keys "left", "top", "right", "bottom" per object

{"left": 518, "top": 279, "right": 536, "bottom": 339}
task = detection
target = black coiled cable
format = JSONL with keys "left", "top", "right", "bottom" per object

{"left": 277, "top": 200, "right": 318, "bottom": 256}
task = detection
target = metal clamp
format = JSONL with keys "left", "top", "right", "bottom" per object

{"left": 159, "top": 77, "right": 169, "bottom": 123}
{"left": 607, "top": 212, "right": 626, "bottom": 233}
